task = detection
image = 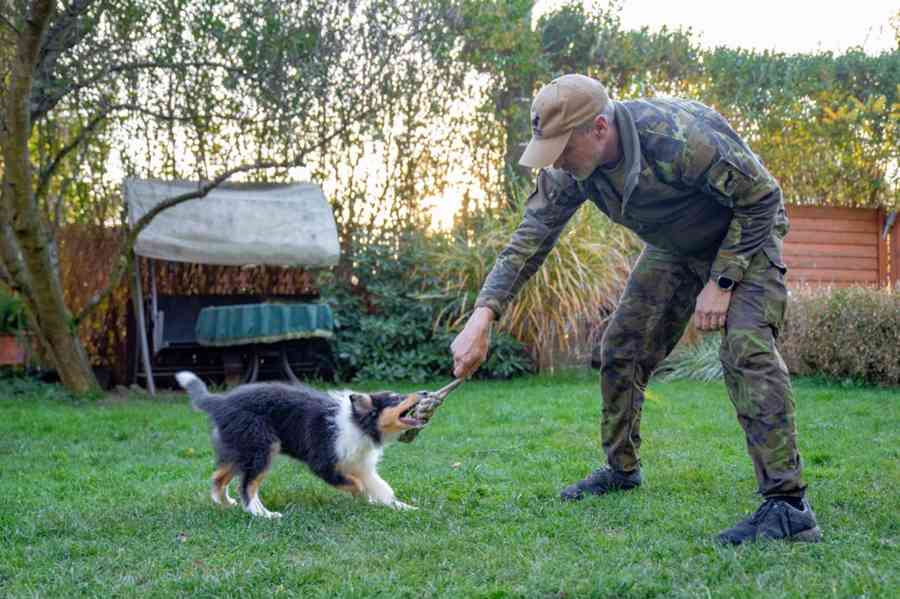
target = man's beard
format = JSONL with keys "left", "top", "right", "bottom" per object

{"left": 565, "top": 153, "right": 602, "bottom": 181}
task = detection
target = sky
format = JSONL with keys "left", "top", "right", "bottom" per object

{"left": 536, "top": 0, "right": 898, "bottom": 55}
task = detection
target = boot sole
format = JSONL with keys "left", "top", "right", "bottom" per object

{"left": 559, "top": 484, "right": 640, "bottom": 501}
{"left": 718, "top": 525, "right": 823, "bottom": 545}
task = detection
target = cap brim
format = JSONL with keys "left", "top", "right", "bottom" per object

{"left": 518, "top": 130, "right": 572, "bottom": 169}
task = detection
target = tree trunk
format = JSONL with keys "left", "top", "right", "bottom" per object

{"left": 10, "top": 203, "right": 99, "bottom": 393}
{"left": 0, "top": 0, "right": 99, "bottom": 394}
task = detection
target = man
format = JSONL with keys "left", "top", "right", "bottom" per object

{"left": 450, "top": 74, "right": 821, "bottom": 545}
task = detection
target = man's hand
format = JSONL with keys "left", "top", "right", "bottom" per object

{"left": 693, "top": 280, "right": 733, "bottom": 331}
{"left": 451, "top": 307, "right": 494, "bottom": 379}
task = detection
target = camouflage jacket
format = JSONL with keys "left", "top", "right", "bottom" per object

{"left": 475, "top": 97, "right": 789, "bottom": 318}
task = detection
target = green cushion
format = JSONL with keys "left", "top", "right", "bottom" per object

{"left": 195, "top": 303, "right": 334, "bottom": 347}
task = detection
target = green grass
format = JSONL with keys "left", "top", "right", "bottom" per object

{"left": 1, "top": 373, "right": 898, "bottom": 598}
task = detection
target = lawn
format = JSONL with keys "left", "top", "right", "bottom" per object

{"left": 0, "top": 372, "right": 897, "bottom": 598}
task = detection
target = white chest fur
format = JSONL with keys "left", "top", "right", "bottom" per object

{"left": 330, "top": 391, "right": 383, "bottom": 473}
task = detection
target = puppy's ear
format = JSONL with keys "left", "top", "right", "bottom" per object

{"left": 349, "top": 393, "right": 374, "bottom": 415}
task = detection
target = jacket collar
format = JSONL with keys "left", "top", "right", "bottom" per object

{"left": 613, "top": 101, "right": 642, "bottom": 211}
{"left": 582, "top": 101, "right": 642, "bottom": 212}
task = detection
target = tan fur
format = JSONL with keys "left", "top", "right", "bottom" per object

{"left": 212, "top": 464, "right": 235, "bottom": 494}
{"left": 247, "top": 471, "right": 267, "bottom": 499}
{"left": 337, "top": 473, "right": 364, "bottom": 496}
{"left": 377, "top": 394, "right": 420, "bottom": 435}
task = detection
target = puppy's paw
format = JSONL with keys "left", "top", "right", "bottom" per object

{"left": 212, "top": 492, "right": 238, "bottom": 507}
{"left": 245, "top": 503, "right": 282, "bottom": 519}
{"left": 390, "top": 499, "right": 417, "bottom": 511}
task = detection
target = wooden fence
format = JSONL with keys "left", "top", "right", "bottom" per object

{"left": 783, "top": 205, "right": 898, "bottom": 288}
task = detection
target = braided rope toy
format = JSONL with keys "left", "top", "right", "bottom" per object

{"left": 397, "top": 378, "right": 464, "bottom": 443}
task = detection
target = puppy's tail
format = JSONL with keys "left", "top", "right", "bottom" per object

{"left": 175, "top": 371, "right": 218, "bottom": 412}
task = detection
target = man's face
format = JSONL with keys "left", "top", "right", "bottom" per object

{"left": 552, "top": 128, "right": 602, "bottom": 181}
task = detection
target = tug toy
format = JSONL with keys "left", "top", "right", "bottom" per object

{"left": 397, "top": 378, "right": 465, "bottom": 443}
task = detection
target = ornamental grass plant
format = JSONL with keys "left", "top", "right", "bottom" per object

{"left": 655, "top": 332, "right": 724, "bottom": 382}
{"left": 433, "top": 187, "right": 641, "bottom": 370}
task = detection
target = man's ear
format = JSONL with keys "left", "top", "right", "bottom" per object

{"left": 349, "top": 393, "right": 374, "bottom": 415}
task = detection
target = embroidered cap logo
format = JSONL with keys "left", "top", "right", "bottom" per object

{"left": 531, "top": 113, "right": 542, "bottom": 137}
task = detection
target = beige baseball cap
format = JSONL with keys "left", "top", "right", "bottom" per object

{"left": 519, "top": 74, "right": 611, "bottom": 169}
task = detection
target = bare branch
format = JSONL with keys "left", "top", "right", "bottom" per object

{"left": 1, "top": 13, "right": 19, "bottom": 33}
{"left": 30, "top": 0, "right": 111, "bottom": 119}
{"left": 119, "top": 103, "right": 198, "bottom": 123}
{"left": 103, "top": 102, "right": 246, "bottom": 124}
{"left": 37, "top": 0, "right": 93, "bottom": 64}
{"left": 48, "top": 170, "right": 76, "bottom": 232}
{"left": 105, "top": 102, "right": 316, "bottom": 127}
{"left": 31, "top": 60, "right": 261, "bottom": 122}
{"left": 35, "top": 109, "right": 107, "bottom": 200}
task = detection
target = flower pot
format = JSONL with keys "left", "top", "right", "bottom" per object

{"left": 0, "top": 334, "right": 26, "bottom": 366}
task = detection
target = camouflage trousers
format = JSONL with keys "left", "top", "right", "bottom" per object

{"left": 596, "top": 244, "right": 806, "bottom": 497}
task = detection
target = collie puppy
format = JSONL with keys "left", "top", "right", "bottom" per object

{"left": 175, "top": 371, "right": 423, "bottom": 518}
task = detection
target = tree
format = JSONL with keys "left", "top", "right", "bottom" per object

{"left": 452, "top": 0, "right": 703, "bottom": 214}
{"left": 0, "top": 0, "right": 459, "bottom": 393}
{"left": 702, "top": 48, "right": 900, "bottom": 209}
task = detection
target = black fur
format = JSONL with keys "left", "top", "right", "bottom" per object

{"left": 177, "top": 372, "right": 407, "bottom": 504}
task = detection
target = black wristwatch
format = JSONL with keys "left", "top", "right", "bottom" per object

{"left": 716, "top": 275, "right": 736, "bottom": 291}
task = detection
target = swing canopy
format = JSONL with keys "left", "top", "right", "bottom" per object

{"left": 124, "top": 178, "right": 340, "bottom": 267}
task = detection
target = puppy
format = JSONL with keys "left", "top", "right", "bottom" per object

{"left": 175, "top": 371, "right": 423, "bottom": 518}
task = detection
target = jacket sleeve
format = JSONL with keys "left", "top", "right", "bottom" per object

{"left": 683, "top": 118, "right": 782, "bottom": 284}
{"left": 474, "top": 169, "right": 585, "bottom": 319}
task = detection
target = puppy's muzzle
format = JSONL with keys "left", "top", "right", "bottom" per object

{"left": 398, "top": 400, "right": 424, "bottom": 428}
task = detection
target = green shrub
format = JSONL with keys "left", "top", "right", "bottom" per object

{"left": 779, "top": 286, "right": 900, "bottom": 386}
{"left": 0, "top": 371, "right": 73, "bottom": 402}
{"left": 0, "top": 292, "right": 25, "bottom": 335}
{"left": 319, "top": 228, "right": 534, "bottom": 384}
{"left": 653, "top": 286, "right": 900, "bottom": 387}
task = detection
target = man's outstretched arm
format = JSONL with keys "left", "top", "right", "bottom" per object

{"left": 451, "top": 169, "right": 584, "bottom": 376}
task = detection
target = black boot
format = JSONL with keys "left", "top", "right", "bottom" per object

{"left": 718, "top": 497, "right": 822, "bottom": 545}
{"left": 560, "top": 466, "right": 641, "bottom": 501}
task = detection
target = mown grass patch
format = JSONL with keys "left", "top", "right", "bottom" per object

{"left": 1, "top": 373, "right": 897, "bottom": 598}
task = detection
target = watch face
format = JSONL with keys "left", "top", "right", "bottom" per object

{"left": 717, "top": 277, "right": 734, "bottom": 290}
